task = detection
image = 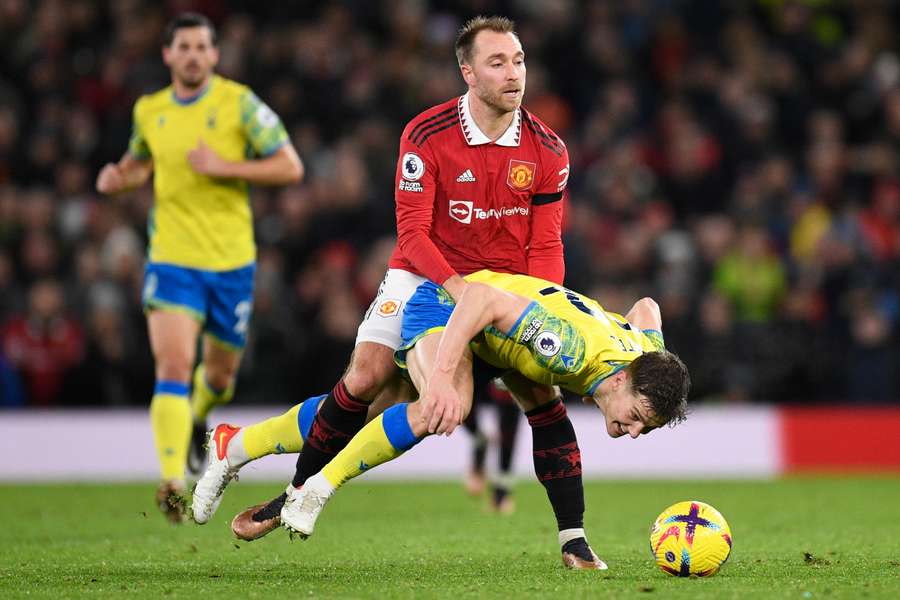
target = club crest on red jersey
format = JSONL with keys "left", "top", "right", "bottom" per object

{"left": 508, "top": 159, "right": 536, "bottom": 191}
{"left": 376, "top": 299, "right": 402, "bottom": 317}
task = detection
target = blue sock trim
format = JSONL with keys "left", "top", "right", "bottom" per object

{"left": 298, "top": 394, "right": 328, "bottom": 441}
{"left": 155, "top": 380, "right": 190, "bottom": 397}
{"left": 382, "top": 404, "right": 421, "bottom": 451}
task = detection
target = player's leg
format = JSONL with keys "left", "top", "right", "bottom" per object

{"left": 492, "top": 380, "right": 520, "bottom": 514}
{"left": 147, "top": 309, "right": 201, "bottom": 523}
{"left": 290, "top": 271, "right": 424, "bottom": 493}
{"left": 187, "top": 336, "right": 241, "bottom": 475}
{"left": 502, "top": 372, "right": 606, "bottom": 570}
{"left": 191, "top": 262, "right": 323, "bottom": 525}
{"left": 142, "top": 262, "right": 209, "bottom": 523}
{"left": 193, "top": 394, "right": 325, "bottom": 527}
{"left": 228, "top": 371, "right": 413, "bottom": 539}
{"left": 290, "top": 341, "right": 396, "bottom": 487}
{"left": 230, "top": 269, "right": 422, "bottom": 537}
{"left": 281, "top": 332, "right": 474, "bottom": 537}
{"left": 226, "top": 342, "right": 396, "bottom": 536}
{"left": 187, "top": 264, "right": 254, "bottom": 475}
{"left": 367, "top": 368, "right": 416, "bottom": 424}
{"left": 462, "top": 383, "right": 488, "bottom": 496}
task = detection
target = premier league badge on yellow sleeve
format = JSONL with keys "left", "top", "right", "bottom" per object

{"left": 507, "top": 159, "right": 535, "bottom": 191}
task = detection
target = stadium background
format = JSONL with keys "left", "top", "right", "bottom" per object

{"left": 0, "top": 0, "right": 898, "bottom": 477}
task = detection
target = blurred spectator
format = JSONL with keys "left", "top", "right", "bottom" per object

{"left": 714, "top": 224, "right": 786, "bottom": 323}
{"left": 1, "top": 279, "right": 84, "bottom": 405}
{"left": 0, "top": 1, "right": 897, "bottom": 406}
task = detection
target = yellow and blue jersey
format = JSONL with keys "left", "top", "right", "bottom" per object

{"left": 128, "top": 75, "right": 288, "bottom": 271}
{"left": 397, "top": 270, "right": 665, "bottom": 396}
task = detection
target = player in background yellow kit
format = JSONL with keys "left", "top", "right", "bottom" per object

{"left": 95, "top": 13, "right": 303, "bottom": 522}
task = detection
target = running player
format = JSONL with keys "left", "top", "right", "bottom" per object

{"left": 95, "top": 13, "right": 302, "bottom": 522}
{"left": 279, "top": 271, "right": 690, "bottom": 569}
{"left": 193, "top": 15, "right": 572, "bottom": 538}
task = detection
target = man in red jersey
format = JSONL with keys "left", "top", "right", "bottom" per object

{"left": 193, "top": 15, "right": 602, "bottom": 570}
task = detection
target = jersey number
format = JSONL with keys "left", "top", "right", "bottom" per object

{"left": 538, "top": 286, "right": 635, "bottom": 351}
{"left": 539, "top": 285, "right": 602, "bottom": 319}
{"left": 234, "top": 301, "right": 252, "bottom": 336}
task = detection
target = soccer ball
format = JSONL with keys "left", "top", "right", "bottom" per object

{"left": 649, "top": 500, "right": 732, "bottom": 577}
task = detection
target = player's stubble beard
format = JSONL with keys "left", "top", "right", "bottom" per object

{"left": 474, "top": 81, "right": 524, "bottom": 118}
{"left": 175, "top": 60, "right": 210, "bottom": 91}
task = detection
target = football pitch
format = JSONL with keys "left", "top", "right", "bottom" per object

{"left": 1, "top": 477, "right": 898, "bottom": 599}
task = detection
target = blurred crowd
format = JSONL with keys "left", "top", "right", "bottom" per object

{"left": 0, "top": 0, "right": 898, "bottom": 408}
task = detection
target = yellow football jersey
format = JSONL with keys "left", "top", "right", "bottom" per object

{"left": 465, "top": 270, "right": 665, "bottom": 395}
{"left": 128, "top": 75, "right": 288, "bottom": 270}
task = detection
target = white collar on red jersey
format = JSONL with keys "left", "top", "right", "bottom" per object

{"left": 458, "top": 92, "right": 522, "bottom": 147}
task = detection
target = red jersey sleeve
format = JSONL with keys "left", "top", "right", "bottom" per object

{"left": 394, "top": 131, "right": 457, "bottom": 285}
{"left": 527, "top": 145, "right": 569, "bottom": 284}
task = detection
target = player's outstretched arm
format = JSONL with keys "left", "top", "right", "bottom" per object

{"left": 96, "top": 153, "right": 153, "bottom": 195}
{"left": 187, "top": 140, "right": 303, "bottom": 185}
{"left": 625, "top": 297, "right": 662, "bottom": 331}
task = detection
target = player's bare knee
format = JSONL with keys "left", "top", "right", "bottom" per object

{"left": 155, "top": 357, "right": 192, "bottom": 383}
{"left": 343, "top": 345, "right": 396, "bottom": 400}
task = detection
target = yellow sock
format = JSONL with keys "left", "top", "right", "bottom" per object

{"left": 242, "top": 403, "right": 304, "bottom": 459}
{"left": 150, "top": 384, "right": 192, "bottom": 481}
{"left": 321, "top": 403, "right": 421, "bottom": 489}
{"left": 191, "top": 364, "right": 234, "bottom": 422}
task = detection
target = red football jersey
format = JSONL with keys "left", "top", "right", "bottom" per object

{"left": 389, "top": 93, "right": 569, "bottom": 286}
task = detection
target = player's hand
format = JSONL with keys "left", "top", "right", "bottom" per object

{"left": 187, "top": 140, "right": 231, "bottom": 178}
{"left": 96, "top": 163, "right": 124, "bottom": 194}
{"left": 418, "top": 374, "right": 463, "bottom": 436}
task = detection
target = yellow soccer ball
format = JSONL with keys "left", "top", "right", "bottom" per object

{"left": 649, "top": 500, "right": 733, "bottom": 577}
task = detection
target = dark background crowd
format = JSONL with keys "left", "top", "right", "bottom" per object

{"left": 0, "top": 0, "right": 897, "bottom": 408}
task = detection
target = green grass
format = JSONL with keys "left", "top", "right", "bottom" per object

{"left": 1, "top": 478, "right": 898, "bottom": 599}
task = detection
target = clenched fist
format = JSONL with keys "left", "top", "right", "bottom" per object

{"left": 187, "top": 140, "right": 231, "bottom": 178}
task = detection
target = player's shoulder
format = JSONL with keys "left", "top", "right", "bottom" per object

{"left": 401, "top": 96, "right": 461, "bottom": 148}
{"left": 211, "top": 75, "right": 252, "bottom": 101}
{"left": 520, "top": 107, "right": 567, "bottom": 158}
{"left": 134, "top": 85, "right": 173, "bottom": 116}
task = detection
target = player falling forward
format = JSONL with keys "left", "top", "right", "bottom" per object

{"left": 96, "top": 13, "right": 302, "bottom": 522}
{"left": 277, "top": 270, "right": 690, "bottom": 568}
{"left": 193, "top": 15, "right": 574, "bottom": 540}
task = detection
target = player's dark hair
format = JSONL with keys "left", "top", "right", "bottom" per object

{"left": 455, "top": 15, "right": 518, "bottom": 66}
{"left": 628, "top": 351, "right": 690, "bottom": 426}
{"left": 163, "top": 12, "right": 217, "bottom": 47}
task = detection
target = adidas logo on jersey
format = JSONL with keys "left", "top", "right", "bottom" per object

{"left": 456, "top": 169, "right": 476, "bottom": 183}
